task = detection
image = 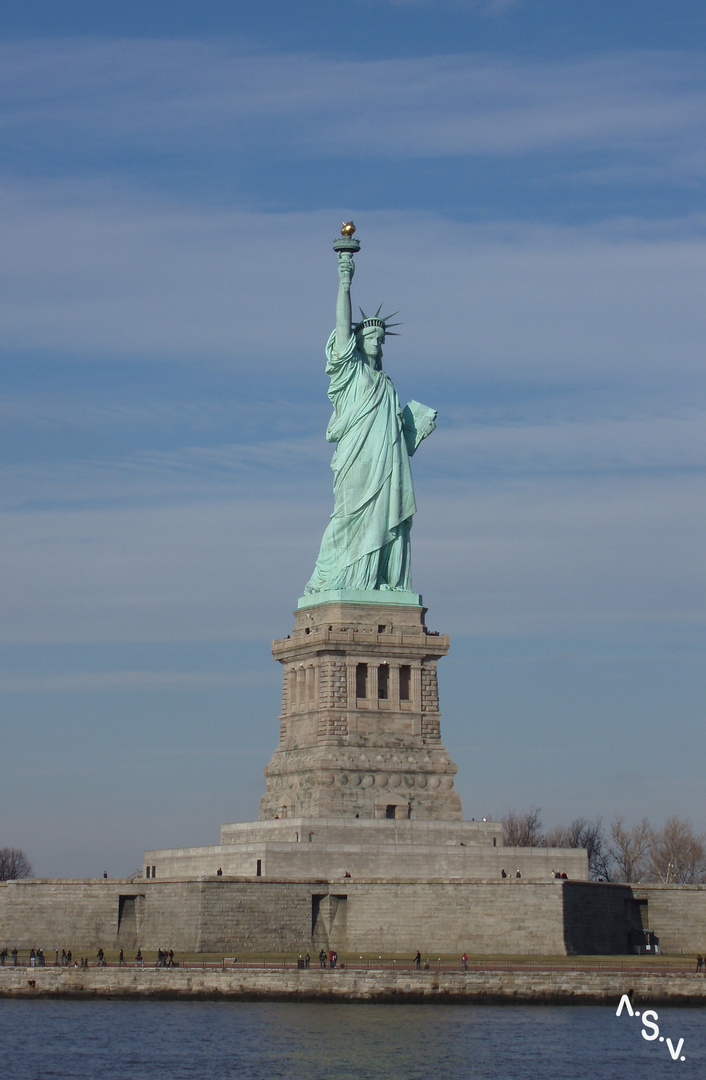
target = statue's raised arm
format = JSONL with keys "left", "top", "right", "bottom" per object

{"left": 335, "top": 253, "right": 354, "bottom": 349}
{"left": 302, "top": 225, "right": 436, "bottom": 603}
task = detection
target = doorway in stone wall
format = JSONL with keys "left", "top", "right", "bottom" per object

{"left": 311, "top": 893, "right": 348, "bottom": 951}
{"left": 117, "top": 894, "right": 144, "bottom": 948}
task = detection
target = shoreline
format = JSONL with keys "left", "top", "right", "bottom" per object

{"left": 2, "top": 968, "right": 706, "bottom": 1005}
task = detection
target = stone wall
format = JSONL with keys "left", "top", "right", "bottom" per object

{"left": 0, "top": 880, "right": 125, "bottom": 951}
{"left": 143, "top": 841, "right": 588, "bottom": 884}
{"left": 632, "top": 884, "right": 706, "bottom": 954}
{"left": 561, "top": 882, "right": 706, "bottom": 955}
{"left": 145, "top": 816, "right": 588, "bottom": 883}
{"left": 2, "top": 877, "right": 703, "bottom": 957}
{"left": 3, "top": 966, "right": 705, "bottom": 1004}
{"left": 340, "top": 881, "right": 567, "bottom": 955}
{"left": 562, "top": 883, "right": 648, "bottom": 954}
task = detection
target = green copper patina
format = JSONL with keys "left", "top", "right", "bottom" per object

{"left": 301, "top": 228, "right": 436, "bottom": 606}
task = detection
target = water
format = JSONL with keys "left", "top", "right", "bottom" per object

{"left": 1, "top": 1001, "right": 704, "bottom": 1080}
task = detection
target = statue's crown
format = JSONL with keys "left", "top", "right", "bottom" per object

{"left": 353, "top": 305, "right": 401, "bottom": 336}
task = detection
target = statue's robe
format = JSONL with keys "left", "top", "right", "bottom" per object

{"left": 304, "top": 330, "right": 416, "bottom": 594}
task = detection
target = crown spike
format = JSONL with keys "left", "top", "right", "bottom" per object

{"left": 353, "top": 303, "right": 402, "bottom": 337}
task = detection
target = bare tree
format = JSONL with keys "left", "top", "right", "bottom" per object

{"left": 502, "top": 806, "right": 543, "bottom": 847}
{"left": 0, "top": 847, "right": 33, "bottom": 881}
{"left": 501, "top": 808, "right": 706, "bottom": 884}
{"left": 544, "top": 818, "right": 610, "bottom": 880}
{"left": 648, "top": 817, "right": 706, "bottom": 884}
{"left": 609, "top": 817, "right": 652, "bottom": 883}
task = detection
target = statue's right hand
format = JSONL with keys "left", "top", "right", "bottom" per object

{"left": 338, "top": 254, "right": 355, "bottom": 285}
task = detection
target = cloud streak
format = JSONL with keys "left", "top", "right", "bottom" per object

{"left": 3, "top": 188, "right": 706, "bottom": 389}
{"left": 0, "top": 669, "right": 269, "bottom": 694}
{"left": 430, "top": 410, "right": 706, "bottom": 477}
{"left": 3, "top": 404, "right": 706, "bottom": 512}
{"left": 2, "top": 469, "right": 704, "bottom": 646}
{"left": 1, "top": 41, "right": 704, "bottom": 168}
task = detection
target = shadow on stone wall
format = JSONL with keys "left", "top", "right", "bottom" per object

{"left": 563, "top": 882, "right": 648, "bottom": 954}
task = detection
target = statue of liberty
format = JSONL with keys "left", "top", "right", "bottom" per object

{"left": 303, "top": 225, "right": 436, "bottom": 599}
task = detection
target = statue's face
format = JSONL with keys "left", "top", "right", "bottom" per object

{"left": 358, "top": 325, "right": 385, "bottom": 368}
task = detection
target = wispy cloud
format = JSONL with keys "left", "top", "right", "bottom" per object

{"left": 0, "top": 429, "right": 330, "bottom": 511}
{"left": 0, "top": 41, "right": 704, "bottom": 167}
{"left": 0, "top": 669, "right": 269, "bottom": 693}
{"left": 3, "top": 405, "right": 705, "bottom": 514}
{"left": 3, "top": 187, "right": 706, "bottom": 389}
{"left": 0, "top": 497, "right": 324, "bottom": 645}
{"left": 2, "top": 467, "right": 704, "bottom": 646}
{"left": 415, "top": 473, "right": 706, "bottom": 640}
{"left": 430, "top": 410, "right": 706, "bottom": 477}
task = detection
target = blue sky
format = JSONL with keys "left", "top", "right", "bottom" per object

{"left": 2, "top": 1, "right": 705, "bottom": 877}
